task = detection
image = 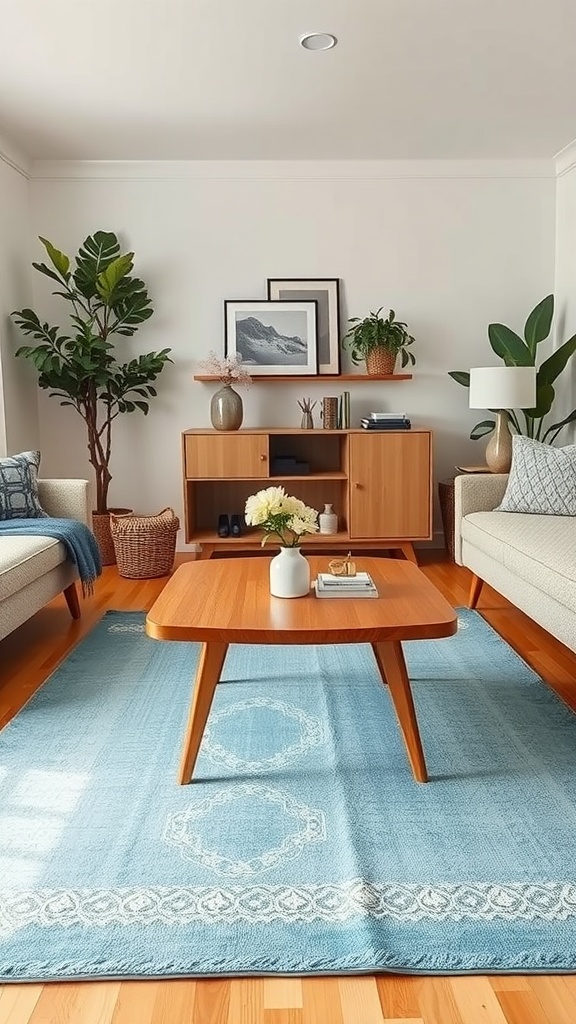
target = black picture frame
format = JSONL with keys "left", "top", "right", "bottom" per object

{"left": 224, "top": 300, "right": 319, "bottom": 375}
{"left": 267, "top": 278, "right": 341, "bottom": 375}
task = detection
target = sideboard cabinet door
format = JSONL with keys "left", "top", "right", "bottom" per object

{"left": 184, "top": 434, "right": 269, "bottom": 478}
{"left": 349, "top": 433, "right": 431, "bottom": 539}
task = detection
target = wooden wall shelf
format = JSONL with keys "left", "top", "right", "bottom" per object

{"left": 193, "top": 373, "right": 412, "bottom": 383}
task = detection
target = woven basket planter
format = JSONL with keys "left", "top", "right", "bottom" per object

{"left": 110, "top": 507, "right": 180, "bottom": 579}
{"left": 92, "top": 508, "right": 132, "bottom": 566}
{"left": 365, "top": 347, "right": 397, "bottom": 375}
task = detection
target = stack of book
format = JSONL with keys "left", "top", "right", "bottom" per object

{"left": 314, "top": 571, "right": 378, "bottom": 599}
{"left": 360, "top": 412, "right": 411, "bottom": 430}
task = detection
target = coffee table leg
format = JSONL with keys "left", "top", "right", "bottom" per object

{"left": 373, "top": 640, "right": 428, "bottom": 783}
{"left": 178, "top": 641, "right": 228, "bottom": 785}
{"left": 371, "top": 643, "right": 388, "bottom": 685}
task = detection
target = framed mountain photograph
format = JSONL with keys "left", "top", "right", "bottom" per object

{"left": 224, "top": 300, "right": 318, "bottom": 376}
{"left": 267, "top": 278, "right": 341, "bottom": 375}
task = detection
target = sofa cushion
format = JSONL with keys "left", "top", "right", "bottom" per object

{"left": 0, "top": 536, "right": 68, "bottom": 600}
{"left": 496, "top": 435, "right": 576, "bottom": 516}
{"left": 462, "top": 511, "right": 576, "bottom": 613}
{"left": 0, "top": 451, "right": 48, "bottom": 520}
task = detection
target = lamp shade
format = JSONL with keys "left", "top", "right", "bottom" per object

{"left": 469, "top": 366, "right": 536, "bottom": 410}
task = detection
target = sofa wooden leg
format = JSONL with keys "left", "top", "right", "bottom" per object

{"left": 63, "top": 582, "right": 81, "bottom": 619}
{"left": 468, "top": 574, "right": 484, "bottom": 609}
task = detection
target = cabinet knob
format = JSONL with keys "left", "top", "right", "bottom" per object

{"left": 260, "top": 453, "right": 267, "bottom": 461}
{"left": 354, "top": 482, "right": 362, "bottom": 489}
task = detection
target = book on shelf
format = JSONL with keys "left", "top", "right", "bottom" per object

{"left": 337, "top": 391, "right": 351, "bottom": 429}
{"left": 369, "top": 412, "right": 408, "bottom": 420}
{"left": 360, "top": 417, "right": 411, "bottom": 430}
{"left": 455, "top": 464, "right": 491, "bottom": 474}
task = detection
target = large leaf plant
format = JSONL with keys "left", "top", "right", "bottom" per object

{"left": 12, "top": 231, "right": 171, "bottom": 513}
{"left": 449, "top": 294, "right": 576, "bottom": 442}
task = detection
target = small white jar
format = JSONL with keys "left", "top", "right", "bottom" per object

{"left": 318, "top": 503, "right": 338, "bottom": 535}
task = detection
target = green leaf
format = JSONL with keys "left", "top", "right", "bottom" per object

{"left": 31, "top": 262, "right": 64, "bottom": 285}
{"left": 542, "top": 407, "right": 576, "bottom": 442}
{"left": 537, "top": 333, "right": 576, "bottom": 386}
{"left": 526, "top": 379, "right": 555, "bottom": 418}
{"left": 488, "top": 324, "right": 533, "bottom": 366}
{"left": 470, "top": 419, "right": 495, "bottom": 439}
{"left": 39, "top": 237, "right": 70, "bottom": 278}
{"left": 73, "top": 231, "right": 121, "bottom": 299}
{"left": 96, "top": 252, "right": 134, "bottom": 304}
{"left": 13, "top": 307, "right": 41, "bottom": 326}
{"left": 524, "top": 294, "right": 554, "bottom": 355}
{"left": 448, "top": 370, "right": 470, "bottom": 387}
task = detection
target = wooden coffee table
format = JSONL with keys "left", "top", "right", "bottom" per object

{"left": 146, "top": 556, "right": 457, "bottom": 785}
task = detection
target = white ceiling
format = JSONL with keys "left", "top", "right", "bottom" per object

{"left": 1, "top": 0, "right": 576, "bottom": 161}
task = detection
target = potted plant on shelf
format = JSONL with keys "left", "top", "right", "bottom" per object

{"left": 343, "top": 307, "right": 416, "bottom": 375}
{"left": 12, "top": 231, "right": 172, "bottom": 564}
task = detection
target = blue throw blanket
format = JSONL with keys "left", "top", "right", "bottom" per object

{"left": 0, "top": 518, "right": 102, "bottom": 595}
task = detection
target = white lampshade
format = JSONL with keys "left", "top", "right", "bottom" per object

{"left": 469, "top": 366, "right": 536, "bottom": 410}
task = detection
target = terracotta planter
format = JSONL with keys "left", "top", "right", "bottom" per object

{"left": 92, "top": 508, "right": 132, "bottom": 565}
{"left": 365, "top": 347, "right": 397, "bottom": 375}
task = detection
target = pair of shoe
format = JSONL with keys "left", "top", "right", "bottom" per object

{"left": 217, "top": 514, "right": 243, "bottom": 538}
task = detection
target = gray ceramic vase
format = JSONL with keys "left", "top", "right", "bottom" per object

{"left": 210, "top": 384, "right": 243, "bottom": 431}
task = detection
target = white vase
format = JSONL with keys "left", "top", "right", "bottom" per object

{"left": 318, "top": 503, "right": 338, "bottom": 535}
{"left": 269, "top": 546, "right": 310, "bottom": 598}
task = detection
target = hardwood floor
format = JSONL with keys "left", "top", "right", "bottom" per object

{"left": 1, "top": 551, "right": 575, "bottom": 1024}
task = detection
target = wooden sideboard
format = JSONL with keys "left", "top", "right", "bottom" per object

{"left": 182, "top": 428, "right": 432, "bottom": 563}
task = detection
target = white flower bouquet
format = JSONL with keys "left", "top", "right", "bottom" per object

{"left": 245, "top": 486, "right": 319, "bottom": 547}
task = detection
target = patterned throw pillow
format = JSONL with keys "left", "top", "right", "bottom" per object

{"left": 0, "top": 451, "right": 48, "bottom": 520}
{"left": 496, "top": 435, "right": 576, "bottom": 516}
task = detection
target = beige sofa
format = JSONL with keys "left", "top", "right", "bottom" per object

{"left": 454, "top": 473, "right": 576, "bottom": 654}
{"left": 0, "top": 479, "right": 91, "bottom": 641}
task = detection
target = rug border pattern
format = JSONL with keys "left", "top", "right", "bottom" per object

{"left": 2, "top": 879, "right": 576, "bottom": 937}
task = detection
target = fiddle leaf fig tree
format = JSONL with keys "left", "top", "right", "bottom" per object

{"left": 12, "top": 231, "right": 172, "bottom": 512}
{"left": 449, "top": 294, "right": 576, "bottom": 442}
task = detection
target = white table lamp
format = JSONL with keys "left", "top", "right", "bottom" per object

{"left": 469, "top": 366, "right": 537, "bottom": 473}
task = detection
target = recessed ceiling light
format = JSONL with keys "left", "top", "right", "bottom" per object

{"left": 299, "top": 33, "right": 337, "bottom": 51}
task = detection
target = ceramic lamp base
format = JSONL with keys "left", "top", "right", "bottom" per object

{"left": 485, "top": 411, "right": 513, "bottom": 473}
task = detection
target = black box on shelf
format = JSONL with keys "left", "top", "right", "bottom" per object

{"left": 271, "top": 457, "right": 310, "bottom": 476}
{"left": 272, "top": 457, "right": 296, "bottom": 474}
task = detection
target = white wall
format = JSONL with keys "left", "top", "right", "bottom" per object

{"left": 0, "top": 144, "right": 39, "bottom": 457}
{"left": 29, "top": 160, "right": 555, "bottom": 543}
{"left": 554, "top": 144, "right": 576, "bottom": 442}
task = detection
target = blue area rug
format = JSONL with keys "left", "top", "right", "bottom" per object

{"left": 1, "top": 609, "right": 576, "bottom": 980}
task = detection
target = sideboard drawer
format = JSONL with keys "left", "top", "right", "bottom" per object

{"left": 184, "top": 434, "right": 270, "bottom": 478}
